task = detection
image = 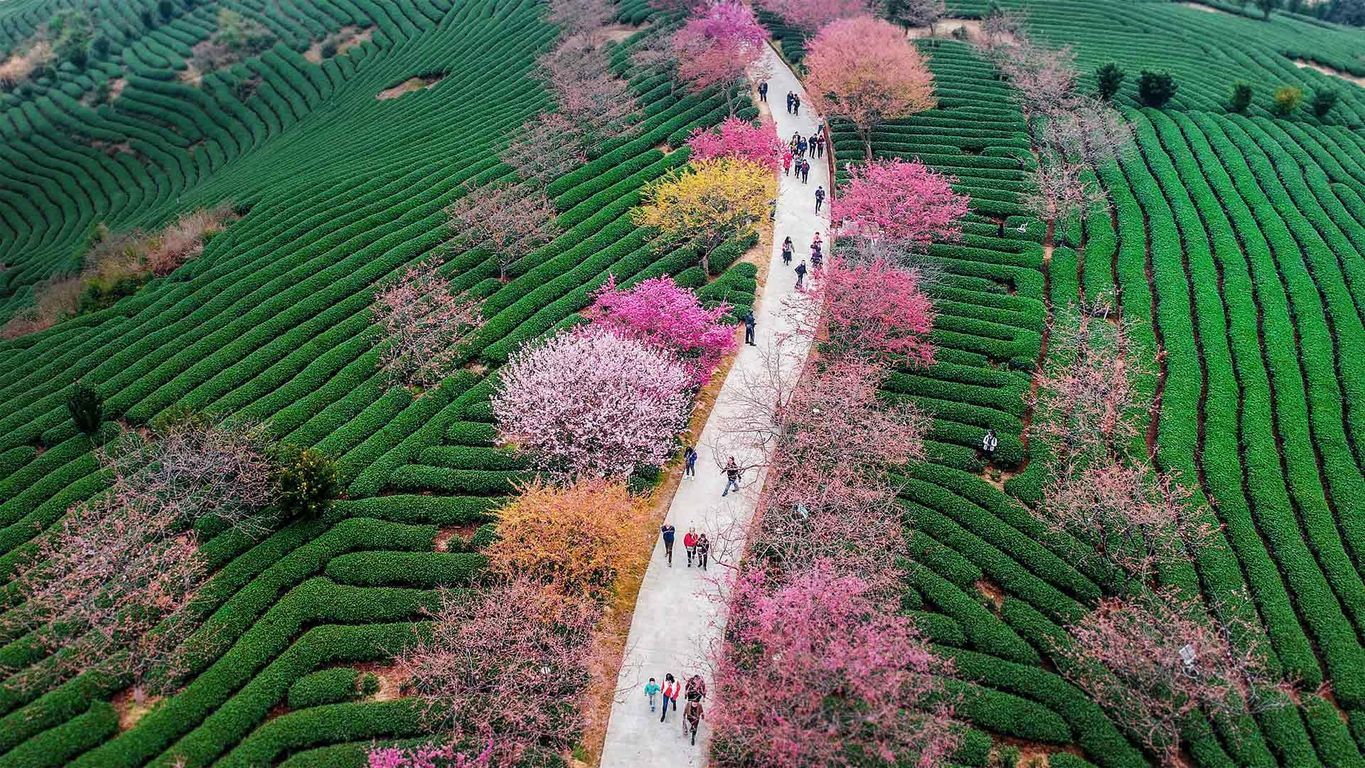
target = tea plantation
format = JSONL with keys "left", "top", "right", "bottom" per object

{"left": 2, "top": 0, "right": 1364, "bottom": 764}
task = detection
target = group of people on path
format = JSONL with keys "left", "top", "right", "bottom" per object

{"left": 644, "top": 672, "right": 707, "bottom": 744}
{"left": 784, "top": 89, "right": 801, "bottom": 115}
{"left": 783, "top": 231, "right": 823, "bottom": 289}
{"left": 658, "top": 522, "right": 711, "bottom": 570}
{"left": 782, "top": 131, "right": 824, "bottom": 186}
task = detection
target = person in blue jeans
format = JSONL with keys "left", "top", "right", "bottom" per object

{"left": 722, "top": 456, "right": 742, "bottom": 497}
{"left": 644, "top": 677, "right": 660, "bottom": 712}
{"left": 683, "top": 445, "right": 698, "bottom": 477}
{"left": 660, "top": 524, "right": 676, "bottom": 566}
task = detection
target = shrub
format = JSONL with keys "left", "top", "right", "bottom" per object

{"left": 66, "top": 381, "right": 103, "bottom": 435}
{"left": 1269, "top": 85, "right": 1303, "bottom": 116}
{"left": 1136, "top": 70, "right": 1176, "bottom": 107}
{"left": 275, "top": 444, "right": 340, "bottom": 520}
{"left": 1095, "top": 62, "right": 1124, "bottom": 101}
{"left": 1229, "top": 82, "right": 1253, "bottom": 113}
{"left": 1310, "top": 88, "right": 1338, "bottom": 118}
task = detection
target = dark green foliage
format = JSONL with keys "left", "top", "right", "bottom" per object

{"left": 66, "top": 382, "right": 102, "bottom": 435}
{"left": 49, "top": 9, "right": 93, "bottom": 67}
{"left": 158, "top": 0, "right": 175, "bottom": 20}
{"left": 275, "top": 444, "right": 340, "bottom": 520}
{"left": 1095, "top": 62, "right": 1124, "bottom": 100}
{"left": 1229, "top": 82, "right": 1253, "bottom": 113}
{"left": 287, "top": 668, "right": 364, "bottom": 709}
{"left": 1256, "top": 0, "right": 1280, "bottom": 18}
{"left": 1311, "top": 89, "right": 1338, "bottom": 118}
{"left": 1137, "top": 70, "right": 1177, "bottom": 107}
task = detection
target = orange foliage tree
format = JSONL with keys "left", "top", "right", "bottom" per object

{"left": 484, "top": 479, "right": 653, "bottom": 598}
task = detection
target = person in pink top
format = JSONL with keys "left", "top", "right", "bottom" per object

{"left": 782, "top": 150, "right": 793, "bottom": 176}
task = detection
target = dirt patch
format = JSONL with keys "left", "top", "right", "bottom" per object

{"left": 0, "top": 40, "right": 52, "bottom": 88}
{"left": 179, "top": 64, "right": 203, "bottom": 87}
{"left": 377, "top": 74, "right": 444, "bottom": 100}
{"left": 434, "top": 523, "right": 481, "bottom": 552}
{"left": 602, "top": 22, "right": 649, "bottom": 43}
{"left": 111, "top": 688, "right": 162, "bottom": 732}
{"left": 110, "top": 77, "right": 127, "bottom": 100}
{"left": 1294, "top": 59, "right": 1365, "bottom": 88}
{"left": 87, "top": 139, "right": 136, "bottom": 158}
{"left": 907, "top": 19, "right": 986, "bottom": 42}
{"left": 975, "top": 578, "right": 1005, "bottom": 612}
{"left": 304, "top": 25, "right": 374, "bottom": 63}
{"left": 354, "top": 662, "right": 410, "bottom": 701}
{"left": 991, "top": 733, "right": 1087, "bottom": 767}
{"left": 1178, "top": 1, "right": 1224, "bottom": 13}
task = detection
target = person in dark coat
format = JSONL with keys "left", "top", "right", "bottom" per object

{"left": 781, "top": 236, "right": 793, "bottom": 265}
{"left": 758, "top": 80, "right": 768, "bottom": 102}
{"left": 794, "top": 260, "right": 807, "bottom": 288}
{"left": 814, "top": 185, "right": 826, "bottom": 213}
{"left": 742, "top": 310, "right": 756, "bottom": 345}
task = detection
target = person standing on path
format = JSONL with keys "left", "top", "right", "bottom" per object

{"left": 660, "top": 674, "right": 679, "bottom": 722}
{"left": 660, "top": 524, "right": 675, "bottom": 566}
{"left": 684, "top": 527, "right": 698, "bottom": 567}
{"left": 644, "top": 677, "right": 660, "bottom": 712}
{"left": 722, "top": 456, "right": 742, "bottom": 497}
{"left": 742, "top": 309, "right": 756, "bottom": 346}
{"left": 982, "top": 429, "right": 999, "bottom": 457}
{"left": 696, "top": 533, "right": 710, "bottom": 570}
{"left": 814, "top": 185, "right": 826, "bottom": 213}
{"left": 795, "top": 260, "right": 807, "bottom": 289}
{"left": 785, "top": 91, "right": 794, "bottom": 113}
{"left": 781, "top": 236, "right": 794, "bottom": 265}
{"left": 792, "top": 93, "right": 801, "bottom": 114}
{"left": 801, "top": 158, "right": 811, "bottom": 184}
{"left": 758, "top": 80, "right": 768, "bottom": 102}
{"left": 683, "top": 445, "right": 698, "bottom": 477}
{"left": 782, "top": 150, "right": 792, "bottom": 176}
{"left": 797, "top": 137, "right": 807, "bottom": 157}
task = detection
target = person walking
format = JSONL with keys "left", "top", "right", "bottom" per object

{"left": 811, "top": 246, "right": 823, "bottom": 270}
{"left": 795, "top": 260, "right": 807, "bottom": 289}
{"left": 660, "top": 674, "right": 679, "bottom": 722}
{"left": 660, "top": 523, "right": 676, "bottom": 566}
{"left": 781, "top": 236, "right": 793, "bottom": 265}
{"left": 722, "top": 456, "right": 742, "bottom": 497}
{"left": 814, "top": 185, "right": 826, "bottom": 213}
{"left": 644, "top": 677, "right": 661, "bottom": 712}
{"left": 742, "top": 309, "right": 756, "bottom": 346}
{"left": 792, "top": 93, "right": 801, "bottom": 114}
{"left": 982, "top": 429, "right": 999, "bottom": 457}
{"left": 684, "top": 527, "right": 698, "bottom": 567}
{"left": 797, "top": 137, "right": 807, "bottom": 157}
{"left": 757, "top": 80, "right": 768, "bottom": 102}
{"left": 683, "top": 445, "right": 698, "bottom": 477}
{"left": 815, "top": 134, "right": 825, "bottom": 158}
{"left": 800, "top": 158, "right": 811, "bottom": 184}
{"left": 696, "top": 533, "right": 710, "bottom": 570}
{"left": 785, "top": 91, "right": 794, "bottom": 114}
{"left": 782, "top": 150, "right": 792, "bottom": 176}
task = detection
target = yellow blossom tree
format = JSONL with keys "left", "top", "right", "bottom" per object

{"left": 484, "top": 479, "right": 652, "bottom": 599}
{"left": 632, "top": 157, "right": 776, "bottom": 276}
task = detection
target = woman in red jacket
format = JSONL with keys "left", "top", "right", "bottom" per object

{"left": 659, "top": 673, "right": 680, "bottom": 722}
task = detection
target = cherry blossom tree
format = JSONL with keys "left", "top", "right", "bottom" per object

{"left": 895, "top": 0, "right": 946, "bottom": 35}
{"left": 1026, "top": 309, "right": 1144, "bottom": 470}
{"left": 1060, "top": 589, "right": 1290, "bottom": 764}
{"left": 492, "top": 325, "right": 692, "bottom": 479}
{"left": 830, "top": 158, "right": 968, "bottom": 249}
{"left": 371, "top": 260, "right": 484, "bottom": 389}
{"left": 368, "top": 742, "right": 493, "bottom": 768}
{"left": 756, "top": 0, "right": 870, "bottom": 33}
{"left": 3, "top": 491, "right": 204, "bottom": 693}
{"left": 546, "top": 0, "right": 614, "bottom": 38}
{"left": 399, "top": 578, "right": 600, "bottom": 768}
{"left": 996, "top": 41, "right": 1079, "bottom": 118}
{"left": 712, "top": 560, "right": 960, "bottom": 768}
{"left": 632, "top": 157, "right": 776, "bottom": 276}
{"left": 585, "top": 274, "right": 736, "bottom": 386}
{"left": 485, "top": 479, "right": 651, "bottom": 598}
{"left": 803, "top": 17, "right": 937, "bottom": 161}
{"left": 686, "top": 116, "right": 784, "bottom": 172}
{"left": 672, "top": 0, "right": 769, "bottom": 114}
{"left": 1038, "top": 98, "right": 1132, "bottom": 165}
{"left": 445, "top": 180, "right": 560, "bottom": 281}
{"left": 789, "top": 257, "right": 935, "bottom": 368}
{"left": 1021, "top": 161, "right": 1108, "bottom": 247}
{"left": 536, "top": 38, "right": 639, "bottom": 147}
{"left": 500, "top": 113, "right": 588, "bottom": 183}
{"left": 1040, "top": 457, "right": 1216, "bottom": 585}
{"left": 976, "top": 7, "right": 1026, "bottom": 53}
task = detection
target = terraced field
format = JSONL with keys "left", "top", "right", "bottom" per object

{"left": 0, "top": 0, "right": 758, "bottom": 765}
{"left": 819, "top": 2, "right": 1365, "bottom": 764}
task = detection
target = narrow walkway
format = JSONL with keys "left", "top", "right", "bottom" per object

{"left": 598, "top": 43, "right": 830, "bottom": 767}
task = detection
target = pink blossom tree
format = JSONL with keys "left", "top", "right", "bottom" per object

{"left": 2, "top": 490, "right": 204, "bottom": 693}
{"left": 585, "top": 274, "right": 736, "bottom": 386}
{"left": 492, "top": 325, "right": 692, "bottom": 479}
{"left": 1060, "top": 589, "right": 1290, "bottom": 763}
{"left": 1040, "top": 458, "right": 1216, "bottom": 585}
{"left": 755, "top": 0, "right": 870, "bottom": 33}
{"left": 371, "top": 260, "right": 484, "bottom": 389}
{"left": 536, "top": 38, "right": 639, "bottom": 147}
{"left": 672, "top": 0, "right": 770, "bottom": 114}
{"left": 790, "top": 257, "right": 936, "bottom": 368}
{"left": 686, "top": 116, "right": 784, "bottom": 172}
{"left": 368, "top": 741, "right": 493, "bottom": 768}
{"left": 830, "top": 158, "right": 969, "bottom": 250}
{"left": 803, "top": 17, "right": 937, "bottom": 160}
{"left": 399, "top": 578, "right": 600, "bottom": 768}
{"left": 996, "top": 41, "right": 1079, "bottom": 118}
{"left": 500, "top": 113, "right": 589, "bottom": 183}
{"left": 712, "top": 560, "right": 960, "bottom": 768}
{"left": 446, "top": 180, "right": 561, "bottom": 281}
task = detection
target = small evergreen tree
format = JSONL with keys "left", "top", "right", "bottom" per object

{"left": 1095, "top": 62, "right": 1124, "bottom": 101}
{"left": 1137, "top": 70, "right": 1177, "bottom": 107}
{"left": 1229, "top": 82, "right": 1253, "bottom": 113}
{"left": 1256, "top": 0, "right": 1279, "bottom": 18}
{"left": 1271, "top": 85, "right": 1303, "bottom": 116}
{"left": 66, "top": 381, "right": 103, "bottom": 435}
{"left": 274, "top": 444, "right": 339, "bottom": 519}
{"left": 1311, "top": 89, "right": 1338, "bottom": 118}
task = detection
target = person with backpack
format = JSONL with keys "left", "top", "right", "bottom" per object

{"left": 660, "top": 524, "right": 676, "bottom": 566}
{"left": 683, "top": 445, "right": 698, "bottom": 477}
{"left": 660, "top": 674, "right": 680, "bottom": 722}
{"left": 795, "top": 260, "right": 807, "bottom": 289}
{"left": 696, "top": 533, "right": 711, "bottom": 570}
{"left": 814, "top": 185, "right": 826, "bottom": 213}
{"left": 722, "top": 456, "right": 742, "bottom": 497}
{"left": 684, "top": 527, "right": 698, "bottom": 567}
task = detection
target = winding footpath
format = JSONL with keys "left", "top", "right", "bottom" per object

{"left": 598, "top": 43, "right": 829, "bottom": 768}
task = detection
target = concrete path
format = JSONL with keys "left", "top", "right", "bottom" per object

{"left": 598, "top": 42, "right": 829, "bottom": 768}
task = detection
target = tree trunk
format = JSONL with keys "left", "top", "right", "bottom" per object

{"left": 861, "top": 129, "right": 873, "bottom": 162}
